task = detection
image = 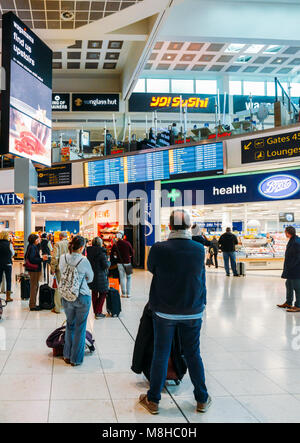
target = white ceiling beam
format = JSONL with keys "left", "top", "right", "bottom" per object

{"left": 159, "top": 0, "right": 300, "bottom": 45}
{"left": 121, "top": 1, "right": 179, "bottom": 100}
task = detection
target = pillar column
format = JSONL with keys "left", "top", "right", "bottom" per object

{"left": 222, "top": 209, "right": 232, "bottom": 232}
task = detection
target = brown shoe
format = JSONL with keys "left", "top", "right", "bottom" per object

{"left": 286, "top": 307, "right": 300, "bottom": 312}
{"left": 51, "top": 308, "right": 59, "bottom": 314}
{"left": 63, "top": 358, "right": 71, "bottom": 364}
{"left": 139, "top": 394, "right": 159, "bottom": 415}
{"left": 197, "top": 395, "right": 212, "bottom": 413}
{"left": 6, "top": 291, "right": 13, "bottom": 302}
{"left": 277, "top": 303, "right": 293, "bottom": 309}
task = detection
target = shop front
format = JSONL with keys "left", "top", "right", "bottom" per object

{"left": 0, "top": 180, "right": 157, "bottom": 268}
{"left": 161, "top": 167, "right": 300, "bottom": 270}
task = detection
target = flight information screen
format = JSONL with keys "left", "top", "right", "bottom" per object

{"left": 169, "top": 142, "right": 223, "bottom": 176}
{"left": 84, "top": 142, "right": 224, "bottom": 187}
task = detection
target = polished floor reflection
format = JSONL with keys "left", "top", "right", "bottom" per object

{"left": 1, "top": 268, "right": 300, "bottom": 423}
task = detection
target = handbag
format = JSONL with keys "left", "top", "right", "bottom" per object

{"left": 25, "top": 245, "right": 39, "bottom": 272}
{"left": 52, "top": 276, "right": 58, "bottom": 289}
{"left": 115, "top": 243, "right": 133, "bottom": 276}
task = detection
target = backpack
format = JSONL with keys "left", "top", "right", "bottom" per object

{"left": 46, "top": 324, "right": 95, "bottom": 357}
{"left": 58, "top": 255, "right": 84, "bottom": 302}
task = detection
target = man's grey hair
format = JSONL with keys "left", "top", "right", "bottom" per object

{"left": 60, "top": 231, "right": 68, "bottom": 239}
{"left": 169, "top": 210, "right": 191, "bottom": 231}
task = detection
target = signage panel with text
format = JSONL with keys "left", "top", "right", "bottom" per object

{"left": 242, "top": 129, "right": 300, "bottom": 164}
{"left": 72, "top": 94, "right": 119, "bottom": 112}
{"left": 0, "top": 12, "right": 53, "bottom": 166}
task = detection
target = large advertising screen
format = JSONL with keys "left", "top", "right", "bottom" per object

{"left": 1, "top": 12, "right": 53, "bottom": 166}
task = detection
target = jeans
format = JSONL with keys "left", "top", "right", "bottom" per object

{"left": 117, "top": 264, "right": 132, "bottom": 296}
{"left": 62, "top": 294, "right": 91, "bottom": 365}
{"left": 147, "top": 314, "right": 208, "bottom": 404}
{"left": 0, "top": 265, "right": 12, "bottom": 292}
{"left": 223, "top": 252, "right": 238, "bottom": 276}
{"left": 286, "top": 279, "right": 300, "bottom": 308}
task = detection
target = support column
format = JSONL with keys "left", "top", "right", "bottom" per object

{"left": 24, "top": 196, "right": 32, "bottom": 249}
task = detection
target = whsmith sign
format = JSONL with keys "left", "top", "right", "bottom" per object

{"left": 242, "top": 129, "right": 300, "bottom": 164}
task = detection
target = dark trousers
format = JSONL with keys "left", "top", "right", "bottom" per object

{"left": 223, "top": 252, "right": 238, "bottom": 275}
{"left": 0, "top": 265, "right": 12, "bottom": 291}
{"left": 147, "top": 314, "right": 208, "bottom": 404}
{"left": 286, "top": 279, "right": 300, "bottom": 308}
{"left": 210, "top": 253, "right": 218, "bottom": 268}
{"left": 29, "top": 272, "right": 41, "bottom": 309}
{"left": 92, "top": 291, "right": 107, "bottom": 315}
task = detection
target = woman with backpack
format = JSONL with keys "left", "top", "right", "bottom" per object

{"left": 87, "top": 237, "right": 110, "bottom": 319}
{"left": 25, "top": 234, "right": 49, "bottom": 311}
{"left": 59, "top": 236, "right": 94, "bottom": 367}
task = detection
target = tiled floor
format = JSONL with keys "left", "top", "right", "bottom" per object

{"left": 1, "top": 268, "right": 300, "bottom": 423}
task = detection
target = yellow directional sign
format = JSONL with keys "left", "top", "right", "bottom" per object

{"left": 243, "top": 141, "right": 252, "bottom": 150}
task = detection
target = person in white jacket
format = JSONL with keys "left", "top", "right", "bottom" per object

{"left": 59, "top": 235, "right": 94, "bottom": 367}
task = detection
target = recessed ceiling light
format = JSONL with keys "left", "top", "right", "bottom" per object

{"left": 225, "top": 43, "right": 245, "bottom": 53}
{"left": 264, "top": 45, "right": 283, "bottom": 54}
{"left": 235, "top": 55, "right": 252, "bottom": 64}
{"left": 245, "top": 44, "right": 264, "bottom": 54}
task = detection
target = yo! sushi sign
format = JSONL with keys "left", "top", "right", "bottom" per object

{"left": 258, "top": 175, "right": 300, "bottom": 199}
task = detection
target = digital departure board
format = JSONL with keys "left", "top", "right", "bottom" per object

{"left": 169, "top": 142, "right": 223, "bottom": 176}
{"left": 84, "top": 142, "right": 224, "bottom": 187}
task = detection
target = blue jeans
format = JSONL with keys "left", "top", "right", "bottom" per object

{"left": 117, "top": 264, "right": 132, "bottom": 296}
{"left": 223, "top": 252, "right": 238, "bottom": 276}
{"left": 62, "top": 294, "right": 91, "bottom": 365}
{"left": 286, "top": 279, "right": 300, "bottom": 308}
{"left": 0, "top": 265, "right": 12, "bottom": 291}
{"left": 147, "top": 314, "right": 208, "bottom": 404}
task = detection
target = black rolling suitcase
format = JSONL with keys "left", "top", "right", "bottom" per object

{"left": 106, "top": 288, "right": 121, "bottom": 317}
{"left": 39, "top": 265, "right": 55, "bottom": 310}
{"left": 20, "top": 275, "right": 30, "bottom": 300}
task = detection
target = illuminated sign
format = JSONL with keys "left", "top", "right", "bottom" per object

{"left": 242, "top": 129, "right": 300, "bottom": 164}
{"left": 258, "top": 175, "right": 300, "bottom": 199}
{"left": 129, "top": 93, "right": 229, "bottom": 114}
{"left": 150, "top": 96, "right": 209, "bottom": 109}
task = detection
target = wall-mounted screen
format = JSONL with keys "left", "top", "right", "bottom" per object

{"left": 279, "top": 212, "right": 294, "bottom": 223}
{"left": 84, "top": 142, "right": 224, "bottom": 187}
{"left": 0, "top": 12, "right": 53, "bottom": 166}
{"left": 80, "top": 130, "right": 90, "bottom": 149}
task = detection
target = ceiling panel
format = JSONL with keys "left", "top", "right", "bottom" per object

{"left": 147, "top": 40, "right": 300, "bottom": 78}
{"left": 0, "top": 0, "right": 144, "bottom": 29}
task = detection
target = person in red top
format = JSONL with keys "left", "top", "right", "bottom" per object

{"left": 110, "top": 231, "right": 134, "bottom": 298}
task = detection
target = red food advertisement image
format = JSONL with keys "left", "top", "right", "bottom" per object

{"left": 9, "top": 107, "right": 51, "bottom": 165}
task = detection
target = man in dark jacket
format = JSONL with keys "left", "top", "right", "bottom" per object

{"left": 139, "top": 210, "right": 211, "bottom": 416}
{"left": 218, "top": 227, "right": 239, "bottom": 277}
{"left": 277, "top": 226, "right": 300, "bottom": 312}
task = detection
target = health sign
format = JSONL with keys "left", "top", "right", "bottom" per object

{"left": 241, "top": 129, "right": 300, "bottom": 164}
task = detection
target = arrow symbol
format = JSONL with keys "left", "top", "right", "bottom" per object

{"left": 244, "top": 142, "right": 252, "bottom": 150}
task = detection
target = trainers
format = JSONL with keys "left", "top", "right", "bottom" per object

{"left": 139, "top": 394, "right": 159, "bottom": 415}
{"left": 197, "top": 395, "right": 212, "bottom": 413}
{"left": 277, "top": 303, "right": 293, "bottom": 309}
{"left": 95, "top": 313, "right": 106, "bottom": 319}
